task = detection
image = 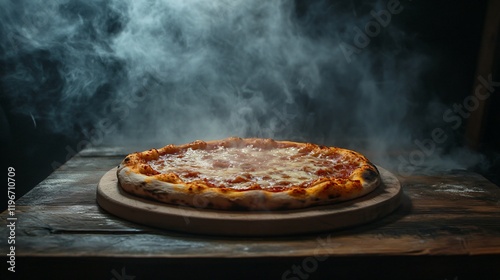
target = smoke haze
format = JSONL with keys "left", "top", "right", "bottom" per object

{"left": 0, "top": 0, "right": 488, "bottom": 172}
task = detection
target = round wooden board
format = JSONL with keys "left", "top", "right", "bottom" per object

{"left": 96, "top": 166, "right": 402, "bottom": 236}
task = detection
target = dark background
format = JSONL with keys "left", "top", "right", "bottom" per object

{"left": 1, "top": 0, "right": 499, "bottom": 211}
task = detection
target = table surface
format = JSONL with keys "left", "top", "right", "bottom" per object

{"left": 2, "top": 146, "right": 500, "bottom": 279}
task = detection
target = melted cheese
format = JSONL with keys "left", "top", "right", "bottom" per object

{"left": 149, "top": 146, "right": 359, "bottom": 190}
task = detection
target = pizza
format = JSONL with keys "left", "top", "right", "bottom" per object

{"left": 116, "top": 137, "right": 380, "bottom": 211}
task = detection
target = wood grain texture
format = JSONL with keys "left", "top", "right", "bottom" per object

{"left": 466, "top": 0, "right": 500, "bottom": 148}
{"left": 1, "top": 148, "right": 500, "bottom": 279}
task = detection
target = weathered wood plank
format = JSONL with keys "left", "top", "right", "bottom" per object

{"left": 78, "top": 146, "right": 155, "bottom": 157}
{"left": 465, "top": 0, "right": 500, "bottom": 148}
{"left": 1, "top": 147, "right": 499, "bottom": 268}
{"left": 16, "top": 170, "right": 107, "bottom": 206}
{"left": 10, "top": 232, "right": 500, "bottom": 258}
{"left": 55, "top": 155, "right": 123, "bottom": 172}
{"left": 1, "top": 197, "right": 499, "bottom": 258}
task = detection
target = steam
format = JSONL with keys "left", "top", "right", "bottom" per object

{"left": 0, "top": 0, "right": 486, "bottom": 173}
{"left": 110, "top": 0, "right": 334, "bottom": 143}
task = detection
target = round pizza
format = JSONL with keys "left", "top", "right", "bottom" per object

{"left": 117, "top": 137, "right": 380, "bottom": 211}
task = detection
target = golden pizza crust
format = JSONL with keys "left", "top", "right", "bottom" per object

{"left": 117, "top": 137, "right": 380, "bottom": 210}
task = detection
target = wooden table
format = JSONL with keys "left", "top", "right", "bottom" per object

{"left": 2, "top": 147, "right": 500, "bottom": 280}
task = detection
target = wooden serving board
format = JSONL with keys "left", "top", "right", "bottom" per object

{"left": 96, "top": 166, "right": 402, "bottom": 236}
